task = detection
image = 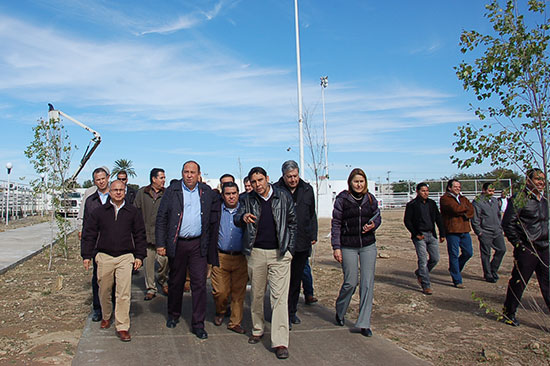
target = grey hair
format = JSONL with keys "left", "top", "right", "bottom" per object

{"left": 281, "top": 160, "right": 299, "bottom": 175}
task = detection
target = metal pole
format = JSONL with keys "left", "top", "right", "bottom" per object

{"left": 321, "top": 76, "right": 329, "bottom": 178}
{"left": 294, "top": 0, "right": 305, "bottom": 172}
{"left": 6, "top": 163, "right": 12, "bottom": 225}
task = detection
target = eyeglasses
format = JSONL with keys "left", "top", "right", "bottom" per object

{"left": 118, "top": 178, "right": 128, "bottom": 182}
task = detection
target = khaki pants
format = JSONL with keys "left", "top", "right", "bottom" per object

{"left": 248, "top": 248, "right": 292, "bottom": 348}
{"left": 144, "top": 244, "right": 169, "bottom": 294}
{"left": 211, "top": 252, "right": 248, "bottom": 327}
{"left": 96, "top": 252, "right": 134, "bottom": 331}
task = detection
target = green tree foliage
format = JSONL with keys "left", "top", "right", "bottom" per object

{"left": 453, "top": 0, "right": 550, "bottom": 175}
{"left": 392, "top": 180, "right": 415, "bottom": 193}
{"left": 111, "top": 158, "right": 137, "bottom": 178}
{"left": 82, "top": 179, "right": 93, "bottom": 188}
{"left": 24, "top": 117, "right": 74, "bottom": 267}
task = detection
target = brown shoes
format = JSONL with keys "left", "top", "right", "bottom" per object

{"left": 422, "top": 288, "right": 433, "bottom": 295}
{"left": 116, "top": 330, "right": 131, "bottom": 342}
{"left": 228, "top": 324, "right": 246, "bottom": 334}
{"left": 275, "top": 346, "right": 289, "bottom": 359}
{"left": 214, "top": 315, "right": 224, "bottom": 326}
{"left": 144, "top": 293, "right": 156, "bottom": 301}
{"left": 184, "top": 282, "right": 191, "bottom": 292}
{"left": 248, "top": 334, "right": 263, "bottom": 344}
{"left": 454, "top": 283, "right": 465, "bottom": 289}
{"left": 162, "top": 285, "right": 169, "bottom": 295}
{"left": 100, "top": 319, "right": 111, "bottom": 329}
{"left": 305, "top": 295, "right": 318, "bottom": 305}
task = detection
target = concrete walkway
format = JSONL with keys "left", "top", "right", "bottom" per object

{"left": 73, "top": 269, "right": 431, "bottom": 366}
{"left": 0, "top": 219, "right": 77, "bottom": 274}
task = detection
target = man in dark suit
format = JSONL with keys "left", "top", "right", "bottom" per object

{"left": 81, "top": 167, "right": 110, "bottom": 321}
{"left": 116, "top": 170, "right": 137, "bottom": 204}
{"left": 155, "top": 161, "right": 217, "bottom": 339}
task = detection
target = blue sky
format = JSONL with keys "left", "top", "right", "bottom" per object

{"left": 1, "top": 0, "right": 498, "bottom": 186}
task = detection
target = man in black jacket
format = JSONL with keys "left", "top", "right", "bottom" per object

{"left": 502, "top": 168, "right": 550, "bottom": 326}
{"left": 81, "top": 180, "right": 147, "bottom": 342}
{"left": 155, "top": 161, "right": 217, "bottom": 339}
{"left": 235, "top": 166, "right": 296, "bottom": 360}
{"left": 274, "top": 160, "right": 317, "bottom": 327}
{"left": 116, "top": 170, "right": 137, "bottom": 205}
{"left": 404, "top": 183, "right": 445, "bottom": 295}
{"left": 81, "top": 167, "right": 110, "bottom": 321}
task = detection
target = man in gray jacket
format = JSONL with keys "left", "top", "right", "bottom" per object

{"left": 134, "top": 168, "right": 169, "bottom": 300}
{"left": 471, "top": 182, "right": 506, "bottom": 283}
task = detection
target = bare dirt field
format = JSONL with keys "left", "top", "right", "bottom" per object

{"left": 0, "top": 210, "right": 549, "bottom": 365}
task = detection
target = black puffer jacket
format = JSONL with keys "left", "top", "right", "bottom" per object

{"left": 502, "top": 192, "right": 549, "bottom": 249}
{"left": 331, "top": 190, "right": 381, "bottom": 250}
{"left": 234, "top": 185, "right": 297, "bottom": 256}
{"left": 274, "top": 177, "right": 317, "bottom": 254}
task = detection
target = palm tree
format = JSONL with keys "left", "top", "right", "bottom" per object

{"left": 111, "top": 158, "right": 137, "bottom": 178}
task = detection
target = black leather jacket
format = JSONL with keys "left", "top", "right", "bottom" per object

{"left": 502, "top": 192, "right": 549, "bottom": 249}
{"left": 234, "top": 185, "right": 297, "bottom": 256}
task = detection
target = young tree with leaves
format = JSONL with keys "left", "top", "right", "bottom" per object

{"left": 25, "top": 117, "right": 74, "bottom": 268}
{"left": 454, "top": 0, "right": 550, "bottom": 326}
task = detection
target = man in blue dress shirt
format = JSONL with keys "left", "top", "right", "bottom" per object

{"left": 210, "top": 182, "right": 248, "bottom": 334}
{"left": 155, "top": 161, "right": 217, "bottom": 339}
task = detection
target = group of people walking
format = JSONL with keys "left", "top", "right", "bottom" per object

{"left": 79, "top": 159, "right": 550, "bottom": 360}
{"left": 404, "top": 169, "right": 550, "bottom": 327}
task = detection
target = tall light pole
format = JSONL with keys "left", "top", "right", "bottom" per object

{"left": 320, "top": 76, "right": 329, "bottom": 179}
{"left": 6, "top": 162, "right": 12, "bottom": 225}
{"left": 294, "top": 0, "right": 305, "bottom": 172}
{"left": 40, "top": 173, "right": 45, "bottom": 217}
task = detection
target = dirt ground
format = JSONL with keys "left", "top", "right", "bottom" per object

{"left": 0, "top": 210, "right": 549, "bottom": 365}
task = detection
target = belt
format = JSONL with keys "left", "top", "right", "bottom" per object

{"left": 178, "top": 236, "right": 200, "bottom": 241}
{"left": 218, "top": 249, "right": 243, "bottom": 256}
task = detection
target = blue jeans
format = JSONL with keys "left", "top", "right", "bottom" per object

{"left": 413, "top": 232, "right": 440, "bottom": 289}
{"left": 446, "top": 233, "right": 473, "bottom": 285}
{"left": 302, "top": 259, "right": 314, "bottom": 296}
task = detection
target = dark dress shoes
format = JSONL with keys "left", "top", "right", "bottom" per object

{"left": 144, "top": 293, "right": 156, "bottom": 301}
{"left": 275, "top": 346, "right": 289, "bottom": 359}
{"left": 290, "top": 314, "right": 301, "bottom": 324}
{"left": 192, "top": 327, "right": 208, "bottom": 339}
{"left": 228, "top": 324, "right": 246, "bottom": 334}
{"left": 305, "top": 295, "right": 318, "bottom": 305}
{"left": 166, "top": 318, "right": 179, "bottom": 328}
{"left": 335, "top": 314, "right": 345, "bottom": 326}
{"left": 248, "top": 334, "right": 263, "bottom": 344}
{"left": 116, "top": 330, "right": 131, "bottom": 342}
{"left": 214, "top": 315, "right": 224, "bottom": 326}
{"left": 361, "top": 328, "right": 373, "bottom": 337}
{"left": 92, "top": 310, "right": 102, "bottom": 322}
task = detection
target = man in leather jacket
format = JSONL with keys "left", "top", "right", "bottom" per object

{"left": 234, "top": 166, "right": 297, "bottom": 360}
{"left": 502, "top": 168, "right": 550, "bottom": 326}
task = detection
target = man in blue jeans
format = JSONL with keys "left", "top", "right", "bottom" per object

{"left": 404, "top": 183, "right": 446, "bottom": 295}
{"left": 440, "top": 179, "right": 474, "bottom": 288}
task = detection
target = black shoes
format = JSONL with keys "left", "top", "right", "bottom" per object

{"left": 166, "top": 318, "right": 179, "bottom": 328}
{"left": 290, "top": 314, "right": 301, "bottom": 324}
{"left": 361, "top": 328, "right": 373, "bottom": 337}
{"left": 192, "top": 327, "right": 208, "bottom": 339}
{"left": 486, "top": 278, "right": 497, "bottom": 283}
{"left": 275, "top": 346, "right": 289, "bottom": 359}
{"left": 503, "top": 314, "right": 520, "bottom": 327}
{"left": 248, "top": 334, "right": 263, "bottom": 344}
{"left": 91, "top": 310, "right": 102, "bottom": 322}
{"left": 335, "top": 314, "right": 345, "bottom": 326}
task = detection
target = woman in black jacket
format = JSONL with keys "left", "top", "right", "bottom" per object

{"left": 331, "top": 168, "right": 381, "bottom": 337}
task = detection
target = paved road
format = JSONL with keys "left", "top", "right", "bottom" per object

{"left": 0, "top": 219, "right": 77, "bottom": 274}
{"left": 72, "top": 270, "right": 431, "bottom": 366}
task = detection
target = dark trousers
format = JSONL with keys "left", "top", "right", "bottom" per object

{"left": 504, "top": 243, "right": 550, "bottom": 315}
{"left": 168, "top": 237, "right": 207, "bottom": 329}
{"left": 288, "top": 250, "right": 309, "bottom": 316}
{"left": 302, "top": 259, "right": 314, "bottom": 297}
{"left": 92, "top": 257, "right": 101, "bottom": 312}
{"left": 478, "top": 233, "right": 506, "bottom": 280}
